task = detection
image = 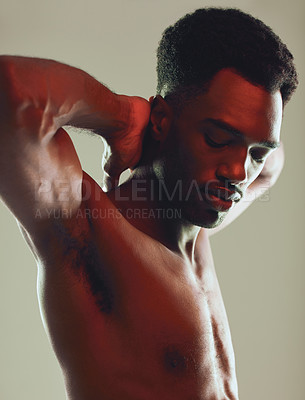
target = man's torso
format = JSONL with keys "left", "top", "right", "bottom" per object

{"left": 29, "top": 175, "right": 238, "bottom": 400}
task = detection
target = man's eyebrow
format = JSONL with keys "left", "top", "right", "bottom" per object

{"left": 204, "top": 118, "right": 280, "bottom": 149}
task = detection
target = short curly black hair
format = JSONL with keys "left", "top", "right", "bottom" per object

{"left": 157, "top": 8, "right": 298, "bottom": 108}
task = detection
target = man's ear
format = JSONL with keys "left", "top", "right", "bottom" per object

{"left": 149, "top": 95, "right": 173, "bottom": 142}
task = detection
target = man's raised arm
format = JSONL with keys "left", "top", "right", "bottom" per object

{"left": 0, "top": 56, "right": 150, "bottom": 233}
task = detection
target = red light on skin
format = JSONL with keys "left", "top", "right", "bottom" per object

{"left": 200, "top": 183, "right": 242, "bottom": 212}
{"left": 207, "top": 193, "right": 234, "bottom": 212}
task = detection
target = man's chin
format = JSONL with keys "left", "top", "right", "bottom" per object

{"left": 181, "top": 207, "right": 227, "bottom": 229}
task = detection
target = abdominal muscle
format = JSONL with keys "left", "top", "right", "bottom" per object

{"left": 35, "top": 201, "right": 238, "bottom": 400}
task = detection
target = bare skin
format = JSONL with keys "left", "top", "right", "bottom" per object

{"left": 0, "top": 57, "right": 283, "bottom": 400}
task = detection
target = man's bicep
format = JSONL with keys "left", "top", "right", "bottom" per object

{"left": 0, "top": 127, "right": 83, "bottom": 234}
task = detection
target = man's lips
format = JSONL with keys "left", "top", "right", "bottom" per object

{"left": 206, "top": 187, "right": 242, "bottom": 203}
{"left": 205, "top": 193, "right": 234, "bottom": 212}
{"left": 198, "top": 183, "right": 243, "bottom": 212}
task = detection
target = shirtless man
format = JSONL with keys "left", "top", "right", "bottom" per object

{"left": 0, "top": 8, "right": 298, "bottom": 400}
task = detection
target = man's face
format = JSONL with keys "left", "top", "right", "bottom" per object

{"left": 153, "top": 69, "right": 282, "bottom": 228}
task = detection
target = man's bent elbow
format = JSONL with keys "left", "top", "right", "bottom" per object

{"left": 0, "top": 56, "right": 53, "bottom": 140}
{"left": 258, "top": 143, "right": 285, "bottom": 188}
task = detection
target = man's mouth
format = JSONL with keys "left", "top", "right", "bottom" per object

{"left": 207, "top": 187, "right": 242, "bottom": 203}
{"left": 199, "top": 183, "right": 242, "bottom": 212}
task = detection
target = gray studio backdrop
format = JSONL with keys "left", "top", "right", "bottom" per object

{"left": 0, "top": 1, "right": 304, "bottom": 399}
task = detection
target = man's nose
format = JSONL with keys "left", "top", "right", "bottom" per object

{"left": 216, "top": 148, "right": 249, "bottom": 185}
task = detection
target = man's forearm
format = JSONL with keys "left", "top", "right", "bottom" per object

{"left": 0, "top": 55, "right": 130, "bottom": 138}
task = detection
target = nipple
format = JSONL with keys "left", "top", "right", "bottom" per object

{"left": 164, "top": 347, "right": 187, "bottom": 373}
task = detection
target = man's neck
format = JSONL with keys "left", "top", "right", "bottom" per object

{"left": 106, "top": 168, "right": 202, "bottom": 264}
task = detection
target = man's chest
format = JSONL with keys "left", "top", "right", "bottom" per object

{"left": 108, "top": 247, "right": 237, "bottom": 393}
